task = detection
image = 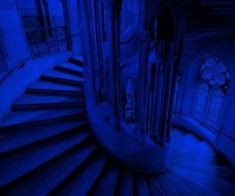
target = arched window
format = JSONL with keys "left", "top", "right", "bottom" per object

{"left": 192, "top": 56, "right": 229, "bottom": 128}
{"left": 17, "top": 0, "right": 69, "bottom": 57}
{"left": 207, "top": 88, "right": 224, "bottom": 125}
{"left": 193, "top": 83, "right": 209, "bottom": 117}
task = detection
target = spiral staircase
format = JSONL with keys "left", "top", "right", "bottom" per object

{"left": 0, "top": 57, "right": 235, "bottom": 196}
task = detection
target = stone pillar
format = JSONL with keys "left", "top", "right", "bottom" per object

{"left": 137, "top": 37, "right": 151, "bottom": 134}
{"left": 76, "top": 0, "right": 96, "bottom": 92}
{"left": 167, "top": 55, "right": 180, "bottom": 138}
{"left": 62, "top": 0, "right": 81, "bottom": 53}
{"left": 136, "top": 0, "right": 152, "bottom": 134}
{"left": 139, "top": 39, "right": 180, "bottom": 144}
{"left": 77, "top": 0, "right": 109, "bottom": 102}
{"left": 0, "top": 0, "right": 29, "bottom": 71}
{"left": 90, "top": 0, "right": 106, "bottom": 102}
{"left": 146, "top": 51, "right": 163, "bottom": 139}
{"left": 103, "top": 0, "right": 122, "bottom": 127}
{"left": 158, "top": 51, "right": 180, "bottom": 143}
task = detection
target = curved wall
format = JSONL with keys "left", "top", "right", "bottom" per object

{"left": 174, "top": 33, "right": 235, "bottom": 166}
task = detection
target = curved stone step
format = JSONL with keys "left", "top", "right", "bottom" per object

{"left": 171, "top": 128, "right": 187, "bottom": 140}
{"left": 68, "top": 57, "right": 83, "bottom": 66}
{"left": 169, "top": 151, "right": 220, "bottom": 166}
{"left": 44, "top": 69, "right": 83, "bottom": 82}
{"left": 169, "top": 138, "right": 214, "bottom": 157}
{"left": 117, "top": 169, "right": 133, "bottom": 196}
{"left": 0, "top": 120, "right": 88, "bottom": 154}
{"left": 153, "top": 176, "right": 180, "bottom": 196}
{"left": 168, "top": 169, "right": 219, "bottom": 196}
{"left": 56, "top": 61, "right": 83, "bottom": 72}
{"left": 170, "top": 134, "right": 201, "bottom": 151}
{"left": 1, "top": 109, "right": 85, "bottom": 130}
{"left": 55, "top": 64, "right": 83, "bottom": 77}
{"left": 89, "top": 162, "right": 120, "bottom": 195}
{"left": 0, "top": 143, "right": 96, "bottom": 195}
{"left": 171, "top": 165, "right": 235, "bottom": 195}
{"left": 40, "top": 75, "right": 83, "bottom": 87}
{"left": 170, "top": 161, "right": 235, "bottom": 183}
{"left": 12, "top": 101, "right": 85, "bottom": 111}
{"left": 15, "top": 94, "right": 83, "bottom": 105}
{"left": 30, "top": 80, "right": 83, "bottom": 92}
{"left": 162, "top": 171, "right": 196, "bottom": 196}
{"left": 52, "top": 153, "right": 108, "bottom": 196}
{"left": 0, "top": 131, "right": 90, "bottom": 187}
{"left": 134, "top": 175, "right": 150, "bottom": 196}
{"left": 26, "top": 87, "right": 83, "bottom": 97}
{"left": 147, "top": 176, "right": 164, "bottom": 196}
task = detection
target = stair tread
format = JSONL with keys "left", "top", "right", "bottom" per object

{"left": 117, "top": 169, "right": 133, "bottom": 196}
{"left": 162, "top": 170, "right": 197, "bottom": 196}
{"left": 171, "top": 129, "right": 187, "bottom": 140}
{"left": 135, "top": 175, "right": 150, "bottom": 196}
{"left": 55, "top": 154, "right": 108, "bottom": 196}
{"left": 1, "top": 144, "right": 96, "bottom": 195}
{"left": 69, "top": 55, "right": 83, "bottom": 62}
{"left": 1, "top": 108, "right": 84, "bottom": 128}
{"left": 12, "top": 101, "right": 85, "bottom": 111}
{"left": 14, "top": 94, "right": 82, "bottom": 105}
{"left": 168, "top": 169, "right": 219, "bottom": 195}
{"left": 56, "top": 62, "right": 83, "bottom": 73}
{"left": 91, "top": 162, "right": 120, "bottom": 196}
{"left": 0, "top": 131, "right": 89, "bottom": 186}
{"left": 169, "top": 141, "right": 214, "bottom": 157}
{"left": 154, "top": 175, "right": 180, "bottom": 196}
{"left": 171, "top": 134, "right": 203, "bottom": 149}
{"left": 147, "top": 176, "right": 165, "bottom": 196}
{"left": 169, "top": 151, "right": 219, "bottom": 165}
{"left": 30, "top": 80, "right": 83, "bottom": 91}
{"left": 171, "top": 166, "right": 235, "bottom": 195}
{"left": 0, "top": 120, "right": 87, "bottom": 154}
{"left": 169, "top": 160, "right": 235, "bottom": 182}
{"left": 170, "top": 156, "right": 221, "bottom": 168}
{"left": 26, "top": 87, "right": 83, "bottom": 97}
{"left": 42, "top": 69, "right": 84, "bottom": 83}
{"left": 68, "top": 57, "right": 83, "bottom": 66}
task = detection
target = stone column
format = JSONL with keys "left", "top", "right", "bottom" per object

{"left": 159, "top": 50, "right": 180, "bottom": 143}
{"left": 103, "top": 0, "right": 122, "bottom": 127}
{"left": 90, "top": 0, "right": 106, "bottom": 102}
{"left": 148, "top": 53, "right": 164, "bottom": 139}
{"left": 62, "top": 0, "right": 81, "bottom": 53}
{"left": 137, "top": 37, "right": 151, "bottom": 135}
{"left": 136, "top": 0, "right": 152, "bottom": 134}
{"left": 165, "top": 54, "right": 181, "bottom": 140}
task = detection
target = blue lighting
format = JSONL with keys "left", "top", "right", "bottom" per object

{"left": 0, "top": 0, "right": 235, "bottom": 195}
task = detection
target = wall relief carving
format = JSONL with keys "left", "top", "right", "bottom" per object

{"left": 200, "top": 57, "right": 230, "bottom": 89}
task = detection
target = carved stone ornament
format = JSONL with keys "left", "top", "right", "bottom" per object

{"left": 200, "top": 57, "right": 230, "bottom": 88}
